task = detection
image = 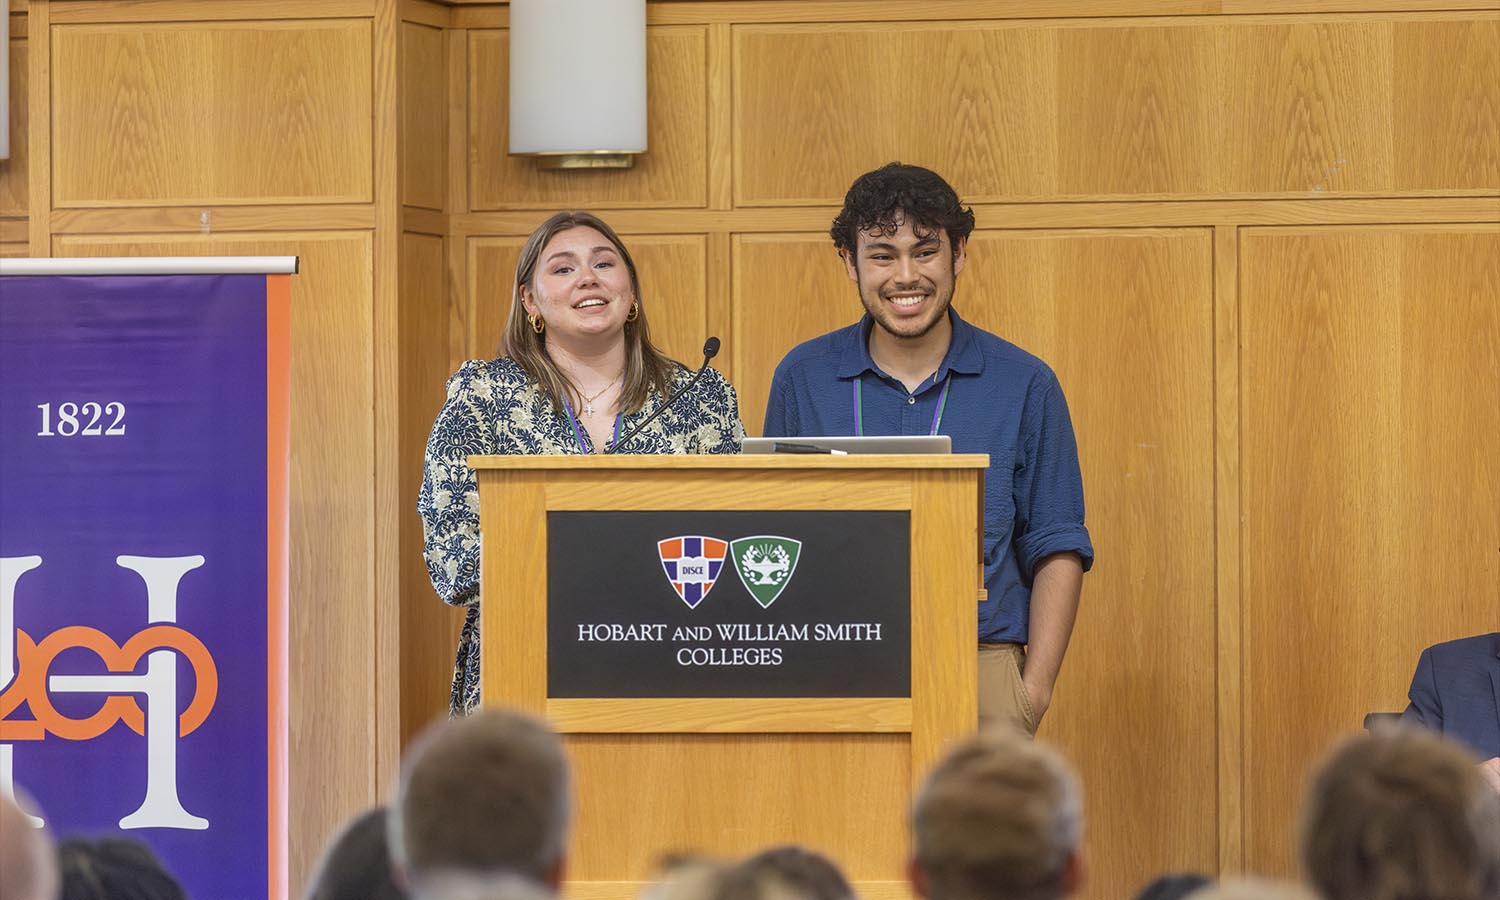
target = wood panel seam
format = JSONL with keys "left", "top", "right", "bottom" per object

{"left": 26, "top": 0, "right": 49, "bottom": 255}
{"left": 1213, "top": 223, "right": 1244, "bottom": 876}
{"left": 372, "top": 0, "right": 402, "bottom": 804}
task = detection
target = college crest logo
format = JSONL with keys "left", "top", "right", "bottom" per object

{"left": 657, "top": 536, "right": 729, "bottom": 609}
{"left": 730, "top": 536, "right": 802, "bottom": 608}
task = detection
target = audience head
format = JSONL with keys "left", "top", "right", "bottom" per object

{"left": 909, "top": 729, "right": 1085, "bottom": 900}
{"left": 637, "top": 853, "right": 726, "bottom": 900}
{"left": 1300, "top": 728, "right": 1500, "bottom": 900}
{"left": 0, "top": 791, "right": 57, "bottom": 900}
{"left": 411, "top": 872, "right": 555, "bottom": 900}
{"left": 1133, "top": 873, "right": 1212, "bottom": 900}
{"left": 56, "top": 837, "right": 185, "bottom": 900}
{"left": 1187, "top": 879, "right": 1317, "bottom": 900}
{"left": 391, "top": 708, "right": 571, "bottom": 890}
{"left": 304, "top": 806, "right": 406, "bottom": 900}
{"left": 716, "top": 846, "right": 854, "bottom": 900}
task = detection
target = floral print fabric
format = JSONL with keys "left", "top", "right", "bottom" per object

{"left": 419, "top": 356, "right": 746, "bottom": 715}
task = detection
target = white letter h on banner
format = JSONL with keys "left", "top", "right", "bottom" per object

{"left": 1, "top": 555, "right": 210, "bottom": 830}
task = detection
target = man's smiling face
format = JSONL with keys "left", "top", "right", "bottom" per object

{"left": 845, "top": 214, "right": 966, "bottom": 341}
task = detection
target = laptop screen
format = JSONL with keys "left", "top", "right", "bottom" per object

{"left": 740, "top": 435, "right": 952, "bottom": 454}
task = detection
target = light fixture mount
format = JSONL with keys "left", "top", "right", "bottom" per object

{"left": 531, "top": 152, "right": 639, "bottom": 171}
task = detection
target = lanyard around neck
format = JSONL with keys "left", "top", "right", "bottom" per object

{"left": 562, "top": 400, "right": 622, "bottom": 453}
{"left": 852, "top": 373, "right": 952, "bottom": 437}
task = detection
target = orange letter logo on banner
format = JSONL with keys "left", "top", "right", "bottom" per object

{"left": 0, "top": 555, "right": 219, "bottom": 830}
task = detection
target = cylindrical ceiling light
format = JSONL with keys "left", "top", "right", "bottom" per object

{"left": 509, "top": 0, "right": 647, "bottom": 170}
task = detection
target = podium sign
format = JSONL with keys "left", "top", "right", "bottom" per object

{"left": 473, "top": 454, "right": 986, "bottom": 900}
{"left": 547, "top": 510, "right": 911, "bottom": 698}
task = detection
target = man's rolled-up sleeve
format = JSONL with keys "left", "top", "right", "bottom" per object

{"left": 1014, "top": 375, "right": 1094, "bottom": 580}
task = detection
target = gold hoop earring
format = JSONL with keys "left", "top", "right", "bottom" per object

{"left": 528, "top": 313, "right": 545, "bottom": 334}
{"left": 626, "top": 302, "right": 639, "bottom": 323}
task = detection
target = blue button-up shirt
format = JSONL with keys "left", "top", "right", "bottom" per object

{"left": 763, "top": 308, "right": 1093, "bottom": 644}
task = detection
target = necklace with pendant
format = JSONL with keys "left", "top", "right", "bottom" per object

{"left": 579, "top": 372, "right": 622, "bottom": 419}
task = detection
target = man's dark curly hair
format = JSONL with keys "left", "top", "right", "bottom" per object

{"left": 830, "top": 163, "right": 975, "bottom": 259}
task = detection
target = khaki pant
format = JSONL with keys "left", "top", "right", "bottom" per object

{"left": 978, "top": 641, "right": 1038, "bottom": 737}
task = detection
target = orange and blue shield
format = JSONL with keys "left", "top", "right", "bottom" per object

{"left": 657, "top": 536, "right": 728, "bottom": 609}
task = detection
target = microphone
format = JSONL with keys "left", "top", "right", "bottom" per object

{"left": 607, "top": 337, "right": 721, "bottom": 454}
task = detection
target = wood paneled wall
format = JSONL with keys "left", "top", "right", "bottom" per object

{"left": 432, "top": 4, "right": 1498, "bottom": 899}
{"left": 1, "top": 0, "right": 1496, "bottom": 897}
{"left": 1239, "top": 224, "right": 1500, "bottom": 874}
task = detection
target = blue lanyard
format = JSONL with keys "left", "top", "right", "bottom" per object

{"left": 852, "top": 374, "right": 951, "bottom": 437}
{"left": 562, "top": 401, "right": 622, "bottom": 453}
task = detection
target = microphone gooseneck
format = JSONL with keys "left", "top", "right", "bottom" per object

{"left": 606, "top": 337, "right": 720, "bottom": 454}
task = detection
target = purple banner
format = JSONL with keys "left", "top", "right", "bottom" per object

{"left": 0, "top": 272, "right": 289, "bottom": 899}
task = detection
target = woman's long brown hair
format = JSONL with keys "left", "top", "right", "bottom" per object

{"left": 501, "top": 211, "right": 680, "bottom": 419}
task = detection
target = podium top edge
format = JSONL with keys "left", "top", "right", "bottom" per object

{"left": 467, "top": 453, "right": 990, "bottom": 470}
{"left": 0, "top": 256, "right": 299, "bottom": 276}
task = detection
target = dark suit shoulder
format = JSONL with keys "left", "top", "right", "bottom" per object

{"left": 1426, "top": 632, "right": 1500, "bottom": 666}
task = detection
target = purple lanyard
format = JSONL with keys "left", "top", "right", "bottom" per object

{"left": 852, "top": 374, "right": 951, "bottom": 437}
{"left": 562, "top": 401, "right": 622, "bottom": 453}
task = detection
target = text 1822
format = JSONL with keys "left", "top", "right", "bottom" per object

{"left": 37, "top": 402, "right": 126, "bottom": 437}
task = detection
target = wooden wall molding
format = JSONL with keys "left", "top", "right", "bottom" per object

{"left": 56, "top": 192, "right": 1489, "bottom": 216}
{"left": 396, "top": 0, "right": 466, "bottom": 752}
{"left": 374, "top": 0, "right": 402, "bottom": 803}
{"left": 401, "top": 0, "right": 450, "bottom": 28}
{"left": 445, "top": 197, "right": 1500, "bottom": 236}
{"left": 51, "top": 205, "right": 377, "bottom": 234}
{"left": 448, "top": 1, "right": 1500, "bottom": 27}
{"left": 26, "top": 0, "right": 50, "bottom": 255}
{"left": 0, "top": 29, "right": 27, "bottom": 214}
{"left": 49, "top": 0, "right": 376, "bottom": 23}
{"left": 402, "top": 205, "right": 449, "bottom": 236}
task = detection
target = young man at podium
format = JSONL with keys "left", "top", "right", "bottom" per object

{"left": 762, "top": 164, "right": 1093, "bottom": 735}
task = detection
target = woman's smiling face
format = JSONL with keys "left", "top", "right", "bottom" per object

{"left": 523, "top": 226, "right": 635, "bottom": 344}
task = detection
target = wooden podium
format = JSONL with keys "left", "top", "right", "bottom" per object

{"left": 470, "top": 455, "right": 988, "bottom": 900}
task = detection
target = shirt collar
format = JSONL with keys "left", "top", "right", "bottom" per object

{"left": 834, "top": 307, "right": 985, "bottom": 381}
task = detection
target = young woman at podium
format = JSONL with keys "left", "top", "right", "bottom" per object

{"left": 418, "top": 211, "right": 746, "bottom": 716}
